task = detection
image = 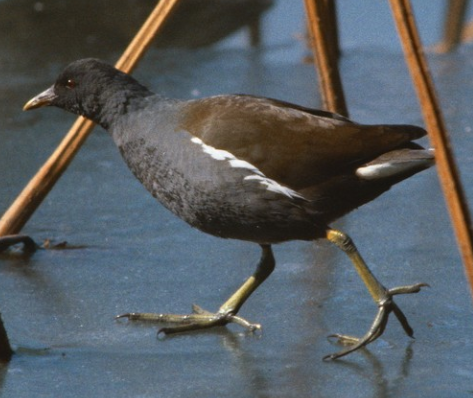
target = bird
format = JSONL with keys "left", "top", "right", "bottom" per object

{"left": 23, "top": 58, "right": 434, "bottom": 360}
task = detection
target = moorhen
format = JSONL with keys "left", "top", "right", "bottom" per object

{"left": 23, "top": 58, "right": 434, "bottom": 360}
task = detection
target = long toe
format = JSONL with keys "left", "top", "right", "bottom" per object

{"left": 325, "top": 282, "right": 427, "bottom": 360}
{"left": 325, "top": 304, "right": 389, "bottom": 360}
{"left": 115, "top": 306, "right": 260, "bottom": 334}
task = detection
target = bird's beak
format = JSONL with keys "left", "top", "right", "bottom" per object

{"left": 23, "top": 85, "right": 57, "bottom": 111}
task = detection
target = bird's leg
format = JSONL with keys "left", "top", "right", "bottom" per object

{"left": 323, "top": 229, "right": 427, "bottom": 361}
{"left": 116, "top": 244, "right": 275, "bottom": 334}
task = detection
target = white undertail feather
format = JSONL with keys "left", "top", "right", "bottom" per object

{"left": 356, "top": 148, "right": 435, "bottom": 180}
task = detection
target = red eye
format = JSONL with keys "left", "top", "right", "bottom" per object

{"left": 66, "top": 79, "right": 76, "bottom": 89}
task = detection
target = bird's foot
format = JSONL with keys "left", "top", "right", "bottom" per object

{"left": 116, "top": 304, "right": 261, "bottom": 335}
{"left": 324, "top": 282, "right": 428, "bottom": 361}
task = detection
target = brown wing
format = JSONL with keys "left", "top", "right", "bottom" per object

{"left": 180, "top": 94, "right": 426, "bottom": 189}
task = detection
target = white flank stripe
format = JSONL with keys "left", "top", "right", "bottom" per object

{"left": 191, "top": 137, "right": 233, "bottom": 161}
{"left": 191, "top": 136, "right": 261, "bottom": 174}
{"left": 191, "top": 136, "right": 305, "bottom": 200}
{"left": 228, "top": 159, "right": 263, "bottom": 175}
{"left": 244, "top": 175, "right": 305, "bottom": 200}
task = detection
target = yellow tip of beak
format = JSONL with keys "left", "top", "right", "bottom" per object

{"left": 23, "top": 86, "right": 57, "bottom": 111}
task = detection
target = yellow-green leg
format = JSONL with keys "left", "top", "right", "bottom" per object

{"left": 116, "top": 244, "right": 275, "bottom": 334}
{"left": 324, "top": 229, "right": 428, "bottom": 361}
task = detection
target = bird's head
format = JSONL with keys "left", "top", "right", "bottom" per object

{"left": 23, "top": 58, "right": 152, "bottom": 128}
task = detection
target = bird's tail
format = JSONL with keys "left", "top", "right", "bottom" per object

{"left": 355, "top": 148, "right": 435, "bottom": 181}
{"left": 380, "top": 124, "right": 428, "bottom": 141}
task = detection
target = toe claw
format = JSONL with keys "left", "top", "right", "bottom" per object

{"left": 192, "top": 304, "right": 212, "bottom": 315}
{"left": 327, "top": 333, "right": 360, "bottom": 345}
{"left": 323, "top": 353, "right": 338, "bottom": 362}
{"left": 391, "top": 302, "right": 415, "bottom": 337}
{"left": 225, "top": 314, "right": 261, "bottom": 332}
{"left": 388, "top": 282, "right": 429, "bottom": 296}
{"left": 115, "top": 313, "right": 133, "bottom": 320}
